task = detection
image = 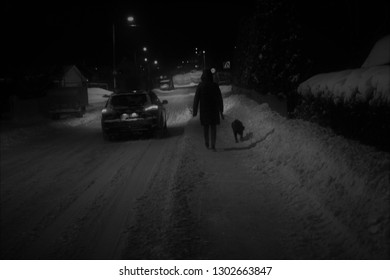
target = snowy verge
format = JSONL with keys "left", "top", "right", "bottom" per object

{"left": 1, "top": 88, "right": 109, "bottom": 151}
{"left": 173, "top": 70, "right": 202, "bottom": 86}
{"left": 297, "top": 65, "right": 390, "bottom": 105}
{"left": 87, "top": 87, "right": 112, "bottom": 104}
{"left": 227, "top": 93, "right": 390, "bottom": 257}
{"left": 179, "top": 90, "right": 390, "bottom": 258}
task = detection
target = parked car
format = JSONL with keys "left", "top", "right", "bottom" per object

{"left": 158, "top": 75, "right": 174, "bottom": 90}
{"left": 101, "top": 90, "right": 168, "bottom": 140}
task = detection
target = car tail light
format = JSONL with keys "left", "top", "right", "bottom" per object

{"left": 144, "top": 105, "right": 158, "bottom": 111}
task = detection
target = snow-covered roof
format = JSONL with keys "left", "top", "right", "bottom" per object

{"left": 57, "top": 65, "right": 87, "bottom": 82}
{"left": 362, "top": 35, "right": 390, "bottom": 68}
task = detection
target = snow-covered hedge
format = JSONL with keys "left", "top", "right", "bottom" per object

{"left": 295, "top": 35, "right": 390, "bottom": 149}
{"left": 298, "top": 35, "right": 390, "bottom": 106}
{"left": 295, "top": 66, "right": 390, "bottom": 149}
{"left": 297, "top": 65, "right": 390, "bottom": 106}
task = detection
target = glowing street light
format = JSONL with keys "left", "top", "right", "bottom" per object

{"left": 112, "top": 15, "right": 137, "bottom": 91}
{"left": 202, "top": 50, "right": 206, "bottom": 69}
{"left": 143, "top": 47, "right": 147, "bottom": 52}
{"left": 154, "top": 60, "right": 158, "bottom": 65}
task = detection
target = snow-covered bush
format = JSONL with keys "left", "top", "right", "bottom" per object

{"left": 295, "top": 35, "right": 390, "bottom": 150}
{"left": 297, "top": 66, "right": 390, "bottom": 106}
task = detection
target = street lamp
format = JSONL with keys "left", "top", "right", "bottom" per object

{"left": 127, "top": 16, "right": 135, "bottom": 24}
{"left": 202, "top": 50, "right": 206, "bottom": 69}
{"left": 112, "top": 16, "right": 137, "bottom": 91}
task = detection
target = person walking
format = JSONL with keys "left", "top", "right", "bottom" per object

{"left": 193, "top": 69, "right": 224, "bottom": 151}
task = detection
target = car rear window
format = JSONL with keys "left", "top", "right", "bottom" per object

{"left": 110, "top": 94, "right": 147, "bottom": 107}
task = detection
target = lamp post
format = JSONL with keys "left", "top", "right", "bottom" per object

{"left": 142, "top": 47, "right": 152, "bottom": 89}
{"left": 202, "top": 50, "right": 206, "bottom": 70}
{"left": 112, "top": 23, "right": 117, "bottom": 90}
{"left": 112, "top": 16, "right": 136, "bottom": 92}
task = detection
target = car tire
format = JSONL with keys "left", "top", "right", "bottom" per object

{"left": 163, "top": 120, "right": 168, "bottom": 136}
{"left": 154, "top": 118, "right": 165, "bottom": 139}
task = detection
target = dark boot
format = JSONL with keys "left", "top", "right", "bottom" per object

{"left": 203, "top": 125, "right": 210, "bottom": 149}
{"left": 210, "top": 125, "right": 216, "bottom": 151}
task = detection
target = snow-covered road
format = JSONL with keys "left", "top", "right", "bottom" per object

{"left": 0, "top": 88, "right": 194, "bottom": 259}
{"left": 124, "top": 87, "right": 389, "bottom": 259}
{"left": 1, "top": 86, "right": 388, "bottom": 259}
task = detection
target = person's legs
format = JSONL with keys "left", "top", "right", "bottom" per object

{"left": 203, "top": 125, "right": 210, "bottom": 148}
{"left": 234, "top": 131, "right": 238, "bottom": 143}
{"left": 210, "top": 125, "right": 216, "bottom": 150}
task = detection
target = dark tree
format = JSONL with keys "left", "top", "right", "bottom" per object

{"left": 234, "top": 0, "right": 307, "bottom": 97}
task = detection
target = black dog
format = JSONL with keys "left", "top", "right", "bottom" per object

{"left": 231, "top": 119, "right": 245, "bottom": 143}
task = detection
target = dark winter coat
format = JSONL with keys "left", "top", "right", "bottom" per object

{"left": 193, "top": 78, "right": 223, "bottom": 126}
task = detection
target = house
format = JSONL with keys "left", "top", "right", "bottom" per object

{"left": 52, "top": 65, "right": 88, "bottom": 88}
{"left": 46, "top": 65, "right": 89, "bottom": 119}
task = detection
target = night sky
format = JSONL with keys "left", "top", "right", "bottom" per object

{"left": 2, "top": 0, "right": 389, "bottom": 77}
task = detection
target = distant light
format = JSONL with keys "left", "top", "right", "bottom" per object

{"left": 143, "top": 47, "right": 147, "bottom": 52}
{"left": 144, "top": 58, "right": 148, "bottom": 62}
{"left": 186, "top": 60, "right": 189, "bottom": 63}
{"left": 127, "top": 16, "right": 135, "bottom": 22}
{"left": 182, "top": 61, "right": 184, "bottom": 64}
{"left": 195, "top": 65, "right": 198, "bottom": 68}
{"left": 154, "top": 60, "right": 158, "bottom": 65}
{"left": 203, "top": 50, "right": 205, "bottom": 54}
{"left": 211, "top": 68, "right": 216, "bottom": 74}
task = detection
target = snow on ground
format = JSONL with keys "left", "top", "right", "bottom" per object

{"left": 87, "top": 87, "right": 112, "bottom": 104}
{"left": 1, "top": 83, "right": 389, "bottom": 258}
{"left": 0, "top": 88, "right": 110, "bottom": 151}
{"left": 297, "top": 65, "right": 390, "bottom": 105}
{"left": 174, "top": 82, "right": 198, "bottom": 88}
{"left": 173, "top": 70, "right": 202, "bottom": 87}
{"left": 175, "top": 87, "right": 390, "bottom": 258}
